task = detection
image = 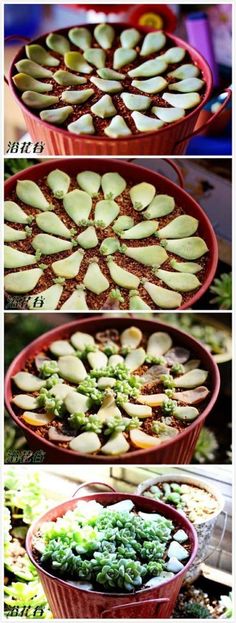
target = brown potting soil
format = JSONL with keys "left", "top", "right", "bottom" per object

{"left": 5, "top": 173, "right": 208, "bottom": 310}
{"left": 173, "top": 582, "right": 227, "bottom": 619}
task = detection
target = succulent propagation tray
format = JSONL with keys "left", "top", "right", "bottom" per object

{"left": 4, "top": 158, "right": 218, "bottom": 310}
{"left": 6, "top": 22, "right": 219, "bottom": 155}
{"left": 5, "top": 316, "right": 220, "bottom": 464}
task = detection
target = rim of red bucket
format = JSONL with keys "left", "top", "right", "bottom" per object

{"left": 8, "top": 23, "right": 213, "bottom": 143}
{"left": 26, "top": 491, "right": 198, "bottom": 596}
{"left": 5, "top": 316, "right": 221, "bottom": 463}
{"left": 4, "top": 157, "right": 218, "bottom": 310}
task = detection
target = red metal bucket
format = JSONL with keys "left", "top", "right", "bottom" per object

{"left": 26, "top": 484, "right": 198, "bottom": 618}
{"left": 4, "top": 157, "right": 218, "bottom": 310}
{"left": 5, "top": 315, "right": 220, "bottom": 465}
{"left": 6, "top": 23, "right": 214, "bottom": 156}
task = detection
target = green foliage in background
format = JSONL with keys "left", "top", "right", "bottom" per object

{"left": 4, "top": 159, "right": 37, "bottom": 180}
{"left": 5, "top": 314, "right": 53, "bottom": 369}
{"left": 210, "top": 273, "right": 232, "bottom": 310}
{"left": 4, "top": 469, "right": 52, "bottom": 618}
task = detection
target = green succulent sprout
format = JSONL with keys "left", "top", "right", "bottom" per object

{"left": 162, "top": 398, "right": 177, "bottom": 415}
{"left": 103, "top": 342, "right": 119, "bottom": 356}
{"left": 90, "top": 363, "right": 130, "bottom": 381}
{"left": 84, "top": 415, "right": 103, "bottom": 434}
{"left": 77, "top": 378, "right": 104, "bottom": 406}
{"left": 120, "top": 345, "right": 132, "bottom": 355}
{"left": 37, "top": 388, "right": 64, "bottom": 417}
{"left": 35, "top": 249, "right": 42, "bottom": 261}
{"left": 145, "top": 355, "right": 166, "bottom": 365}
{"left": 68, "top": 412, "right": 103, "bottom": 434}
{"left": 38, "top": 263, "right": 48, "bottom": 270}
{"left": 45, "top": 373, "right": 62, "bottom": 389}
{"left": 110, "top": 288, "right": 124, "bottom": 303}
{"left": 70, "top": 228, "right": 77, "bottom": 237}
{"left": 160, "top": 374, "right": 175, "bottom": 389}
{"left": 171, "top": 363, "right": 185, "bottom": 375}
{"left": 75, "top": 344, "right": 97, "bottom": 359}
{"left": 39, "top": 360, "right": 59, "bottom": 378}
{"left": 104, "top": 415, "right": 127, "bottom": 435}
{"left": 165, "top": 388, "right": 175, "bottom": 398}
{"left": 53, "top": 276, "right": 66, "bottom": 284}
{"left": 25, "top": 225, "right": 33, "bottom": 236}
{"left": 68, "top": 411, "right": 87, "bottom": 430}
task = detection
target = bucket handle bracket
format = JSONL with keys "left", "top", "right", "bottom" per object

{"left": 72, "top": 481, "right": 117, "bottom": 498}
{"left": 163, "top": 158, "right": 184, "bottom": 188}
{"left": 176, "top": 87, "right": 232, "bottom": 145}
{"left": 102, "top": 597, "right": 169, "bottom": 618}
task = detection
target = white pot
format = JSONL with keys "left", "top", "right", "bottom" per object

{"left": 137, "top": 473, "right": 225, "bottom": 583}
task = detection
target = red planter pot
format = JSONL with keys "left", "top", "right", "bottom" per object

{"left": 26, "top": 489, "right": 198, "bottom": 618}
{"left": 4, "top": 157, "right": 218, "bottom": 310}
{"left": 5, "top": 316, "right": 220, "bottom": 464}
{"left": 6, "top": 24, "right": 213, "bottom": 155}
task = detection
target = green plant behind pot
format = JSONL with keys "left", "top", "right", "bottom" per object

{"left": 210, "top": 273, "right": 232, "bottom": 310}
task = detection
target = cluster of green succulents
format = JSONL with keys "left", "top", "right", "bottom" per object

{"left": 39, "top": 500, "right": 177, "bottom": 591}
{"left": 181, "top": 602, "right": 212, "bottom": 618}
{"left": 161, "top": 312, "right": 230, "bottom": 355}
{"left": 37, "top": 388, "right": 65, "bottom": 418}
{"left": 144, "top": 483, "right": 185, "bottom": 509}
{"left": 38, "top": 362, "right": 145, "bottom": 436}
{"left": 143, "top": 478, "right": 221, "bottom": 525}
{"left": 89, "top": 363, "right": 139, "bottom": 382}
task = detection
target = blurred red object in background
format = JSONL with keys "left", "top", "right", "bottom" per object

{"left": 129, "top": 4, "right": 177, "bottom": 32}
{"left": 66, "top": 4, "right": 129, "bottom": 13}
{"left": 65, "top": 4, "right": 177, "bottom": 32}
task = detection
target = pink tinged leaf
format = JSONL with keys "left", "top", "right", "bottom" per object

{"left": 174, "top": 386, "right": 210, "bottom": 405}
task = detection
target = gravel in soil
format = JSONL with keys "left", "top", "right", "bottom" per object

{"left": 173, "top": 582, "right": 228, "bottom": 618}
